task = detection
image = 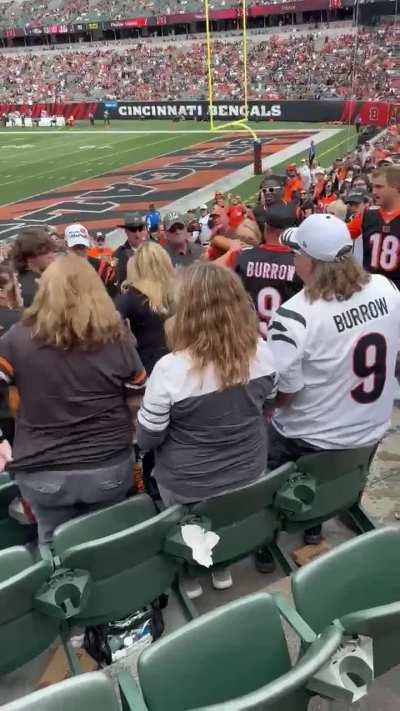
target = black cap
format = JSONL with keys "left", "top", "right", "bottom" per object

{"left": 118, "top": 212, "right": 146, "bottom": 228}
{"left": 345, "top": 191, "right": 368, "bottom": 205}
{"left": 265, "top": 203, "right": 297, "bottom": 229}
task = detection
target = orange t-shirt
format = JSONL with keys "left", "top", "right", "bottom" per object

{"left": 284, "top": 176, "right": 303, "bottom": 203}
{"left": 318, "top": 194, "right": 337, "bottom": 209}
{"left": 227, "top": 205, "right": 244, "bottom": 229}
{"left": 88, "top": 246, "right": 113, "bottom": 259}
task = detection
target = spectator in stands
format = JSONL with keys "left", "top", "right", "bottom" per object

{"left": 0, "top": 263, "right": 22, "bottom": 334}
{"left": 137, "top": 261, "right": 277, "bottom": 594}
{"left": 259, "top": 175, "right": 285, "bottom": 209}
{"left": 88, "top": 231, "right": 113, "bottom": 260}
{"left": 163, "top": 212, "right": 203, "bottom": 268}
{"left": 0, "top": 264, "right": 23, "bottom": 445}
{"left": 116, "top": 242, "right": 174, "bottom": 376}
{"left": 0, "top": 29, "right": 398, "bottom": 104}
{"left": 284, "top": 163, "right": 303, "bottom": 204}
{"left": 114, "top": 212, "right": 149, "bottom": 287}
{"left": 43, "top": 225, "right": 67, "bottom": 254}
{"left": 145, "top": 203, "right": 161, "bottom": 238}
{"left": 116, "top": 241, "right": 175, "bottom": 500}
{"left": 0, "top": 255, "right": 146, "bottom": 543}
{"left": 198, "top": 205, "right": 211, "bottom": 246}
{"left": 226, "top": 195, "right": 245, "bottom": 230}
{"left": 10, "top": 227, "right": 55, "bottom": 308}
{"left": 268, "top": 213, "right": 400, "bottom": 547}
{"left": 65, "top": 223, "right": 91, "bottom": 258}
{"left": 298, "top": 158, "right": 312, "bottom": 192}
{"left": 212, "top": 192, "right": 227, "bottom": 217}
{"left": 234, "top": 203, "right": 301, "bottom": 340}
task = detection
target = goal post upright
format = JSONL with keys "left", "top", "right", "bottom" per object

{"left": 204, "top": 0, "right": 258, "bottom": 141}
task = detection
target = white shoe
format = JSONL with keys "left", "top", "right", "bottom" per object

{"left": 211, "top": 568, "right": 233, "bottom": 590}
{"left": 183, "top": 577, "right": 203, "bottom": 599}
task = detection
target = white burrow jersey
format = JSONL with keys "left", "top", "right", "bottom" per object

{"left": 269, "top": 274, "right": 400, "bottom": 448}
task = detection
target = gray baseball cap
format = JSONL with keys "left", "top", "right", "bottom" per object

{"left": 118, "top": 212, "right": 146, "bottom": 228}
{"left": 163, "top": 212, "right": 186, "bottom": 231}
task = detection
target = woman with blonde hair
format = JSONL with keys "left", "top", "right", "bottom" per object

{"left": 116, "top": 241, "right": 174, "bottom": 375}
{"left": 0, "top": 254, "right": 146, "bottom": 543}
{"left": 137, "top": 262, "right": 277, "bottom": 594}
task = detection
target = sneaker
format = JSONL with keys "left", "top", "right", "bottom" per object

{"left": 183, "top": 577, "right": 203, "bottom": 599}
{"left": 211, "top": 568, "right": 233, "bottom": 590}
{"left": 255, "top": 547, "right": 276, "bottom": 574}
{"left": 303, "top": 525, "right": 323, "bottom": 546}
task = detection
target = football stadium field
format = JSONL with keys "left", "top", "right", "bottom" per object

{"left": 0, "top": 121, "right": 356, "bottom": 240}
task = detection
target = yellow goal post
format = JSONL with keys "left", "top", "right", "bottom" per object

{"left": 204, "top": 0, "right": 261, "bottom": 169}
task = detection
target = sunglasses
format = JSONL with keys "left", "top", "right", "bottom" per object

{"left": 262, "top": 186, "right": 282, "bottom": 193}
{"left": 168, "top": 223, "right": 185, "bottom": 233}
{"left": 127, "top": 225, "right": 146, "bottom": 233}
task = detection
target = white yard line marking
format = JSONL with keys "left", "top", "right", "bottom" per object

{"left": 0, "top": 132, "right": 221, "bottom": 208}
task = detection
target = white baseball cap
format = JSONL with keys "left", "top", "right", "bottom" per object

{"left": 280, "top": 213, "right": 353, "bottom": 262}
{"left": 200, "top": 204, "right": 208, "bottom": 210}
{"left": 65, "top": 223, "right": 90, "bottom": 248}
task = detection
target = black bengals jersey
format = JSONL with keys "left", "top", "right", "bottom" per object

{"left": 354, "top": 208, "right": 400, "bottom": 289}
{"left": 235, "top": 243, "right": 303, "bottom": 337}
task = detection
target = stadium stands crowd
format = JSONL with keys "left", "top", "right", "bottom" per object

{"left": 0, "top": 27, "right": 398, "bottom": 102}
{"left": 0, "top": 0, "right": 309, "bottom": 28}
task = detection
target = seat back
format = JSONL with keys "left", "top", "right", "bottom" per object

{"left": 53, "top": 495, "right": 184, "bottom": 625}
{"left": 4, "top": 672, "right": 120, "bottom": 711}
{"left": 275, "top": 446, "right": 376, "bottom": 526}
{"left": 138, "top": 592, "right": 308, "bottom": 711}
{"left": 0, "top": 547, "right": 59, "bottom": 674}
{"left": 191, "top": 464, "right": 294, "bottom": 564}
{"left": 292, "top": 527, "right": 400, "bottom": 677}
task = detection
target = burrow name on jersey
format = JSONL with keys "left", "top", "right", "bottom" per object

{"left": 333, "top": 297, "right": 388, "bottom": 333}
{"left": 245, "top": 261, "right": 296, "bottom": 281}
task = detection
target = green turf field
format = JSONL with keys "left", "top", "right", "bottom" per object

{"left": 0, "top": 121, "right": 356, "bottom": 207}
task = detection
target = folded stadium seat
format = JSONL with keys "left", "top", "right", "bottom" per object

{"left": 292, "top": 527, "right": 400, "bottom": 682}
{"left": 0, "top": 473, "right": 37, "bottom": 549}
{"left": 49, "top": 495, "right": 184, "bottom": 628}
{"left": 0, "top": 546, "right": 59, "bottom": 675}
{"left": 117, "top": 592, "right": 343, "bottom": 711}
{"left": 271, "top": 446, "right": 377, "bottom": 572}
{"left": 163, "top": 465, "right": 294, "bottom": 616}
{"left": 4, "top": 671, "right": 134, "bottom": 711}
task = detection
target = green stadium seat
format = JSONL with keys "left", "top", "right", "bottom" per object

{"left": 0, "top": 473, "right": 36, "bottom": 549}
{"left": 292, "top": 526, "right": 400, "bottom": 679}
{"left": 274, "top": 445, "right": 377, "bottom": 534}
{"left": 4, "top": 671, "right": 133, "bottom": 711}
{"left": 50, "top": 495, "right": 184, "bottom": 626}
{"left": 190, "top": 464, "right": 294, "bottom": 565}
{"left": 118, "top": 592, "right": 342, "bottom": 711}
{"left": 163, "top": 465, "right": 294, "bottom": 618}
{"left": 0, "top": 546, "right": 59, "bottom": 675}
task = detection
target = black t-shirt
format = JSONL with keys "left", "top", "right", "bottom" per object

{"left": 18, "top": 270, "right": 38, "bottom": 308}
{"left": 0, "top": 307, "right": 20, "bottom": 334}
{"left": 362, "top": 207, "right": 400, "bottom": 289}
{"left": 235, "top": 243, "right": 303, "bottom": 336}
{"left": 115, "top": 287, "right": 168, "bottom": 374}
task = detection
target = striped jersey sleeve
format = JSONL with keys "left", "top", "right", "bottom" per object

{"left": 137, "top": 359, "right": 171, "bottom": 451}
{"left": 268, "top": 302, "right": 308, "bottom": 394}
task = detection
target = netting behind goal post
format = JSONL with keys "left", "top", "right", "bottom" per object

{"left": 204, "top": 0, "right": 262, "bottom": 174}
